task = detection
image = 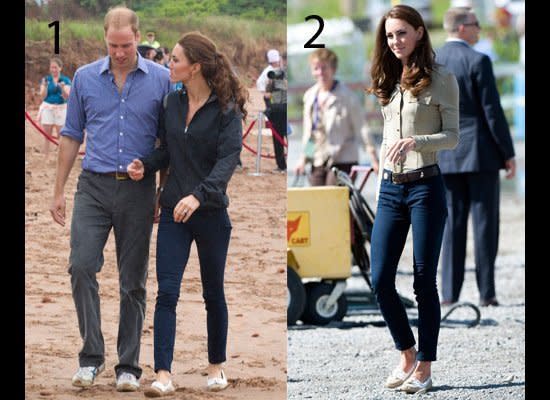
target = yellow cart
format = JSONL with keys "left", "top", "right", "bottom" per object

{"left": 287, "top": 186, "right": 354, "bottom": 325}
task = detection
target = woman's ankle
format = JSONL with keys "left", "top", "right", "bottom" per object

{"left": 156, "top": 369, "right": 171, "bottom": 384}
{"left": 413, "top": 361, "right": 431, "bottom": 381}
{"left": 207, "top": 363, "right": 224, "bottom": 377}
{"left": 400, "top": 347, "right": 417, "bottom": 371}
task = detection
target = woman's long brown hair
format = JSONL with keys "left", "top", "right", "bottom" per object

{"left": 178, "top": 31, "right": 249, "bottom": 120}
{"left": 367, "top": 5, "right": 435, "bottom": 105}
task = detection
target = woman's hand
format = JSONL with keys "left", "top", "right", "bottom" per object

{"left": 294, "top": 159, "right": 306, "bottom": 176}
{"left": 386, "top": 137, "right": 416, "bottom": 165}
{"left": 173, "top": 195, "right": 200, "bottom": 223}
{"left": 127, "top": 159, "right": 145, "bottom": 180}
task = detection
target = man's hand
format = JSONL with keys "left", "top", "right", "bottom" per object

{"left": 127, "top": 159, "right": 145, "bottom": 181}
{"left": 50, "top": 194, "right": 66, "bottom": 226}
{"left": 504, "top": 158, "right": 516, "bottom": 179}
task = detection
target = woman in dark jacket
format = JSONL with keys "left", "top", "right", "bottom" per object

{"left": 127, "top": 31, "right": 248, "bottom": 396}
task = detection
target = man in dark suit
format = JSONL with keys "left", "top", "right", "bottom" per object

{"left": 436, "top": 7, "right": 516, "bottom": 307}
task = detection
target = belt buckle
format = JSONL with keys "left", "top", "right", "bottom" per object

{"left": 391, "top": 172, "right": 403, "bottom": 184}
{"left": 115, "top": 172, "right": 128, "bottom": 181}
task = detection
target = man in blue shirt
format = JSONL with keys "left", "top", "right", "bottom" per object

{"left": 49, "top": 6, "right": 171, "bottom": 392}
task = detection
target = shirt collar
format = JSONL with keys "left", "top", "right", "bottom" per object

{"left": 99, "top": 52, "right": 148, "bottom": 75}
{"left": 446, "top": 38, "right": 471, "bottom": 47}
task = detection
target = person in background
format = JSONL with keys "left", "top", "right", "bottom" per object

{"left": 367, "top": 5, "right": 459, "bottom": 394}
{"left": 127, "top": 31, "right": 247, "bottom": 397}
{"left": 154, "top": 48, "right": 165, "bottom": 65}
{"left": 436, "top": 7, "right": 516, "bottom": 307}
{"left": 257, "top": 49, "right": 281, "bottom": 107}
{"left": 161, "top": 46, "right": 171, "bottom": 67}
{"left": 142, "top": 30, "right": 160, "bottom": 48}
{"left": 37, "top": 57, "right": 71, "bottom": 157}
{"left": 294, "top": 48, "right": 378, "bottom": 185}
{"left": 264, "top": 50, "right": 288, "bottom": 173}
{"left": 49, "top": 6, "right": 171, "bottom": 392}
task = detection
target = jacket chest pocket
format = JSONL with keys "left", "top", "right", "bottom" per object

{"left": 411, "top": 95, "right": 440, "bottom": 128}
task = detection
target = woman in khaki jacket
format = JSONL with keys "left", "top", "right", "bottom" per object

{"left": 294, "top": 48, "right": 379, "bottom": 185}
{"left": 367, "top": 5, "right": 459, "bottom": 394}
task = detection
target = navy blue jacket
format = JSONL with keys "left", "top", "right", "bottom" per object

{"left": 436, "top": 40, "right": 515, "bottom": 173}
{"left": 141, "top": 89, "right": 242, "bottom": 210}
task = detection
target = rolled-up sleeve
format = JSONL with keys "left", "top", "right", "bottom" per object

{"left": 413, "top": 72, "right": 459, "bottom": 152}
{"left": 60, "top": 71, "right": 86, "bottom": 143}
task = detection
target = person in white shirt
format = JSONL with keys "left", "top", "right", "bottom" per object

{"left": 256, "top": 49, "right": 281, "bottom": 108}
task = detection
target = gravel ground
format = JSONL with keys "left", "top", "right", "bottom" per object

{"left": 288, "top": 187, "right": 525, "bottom": 400}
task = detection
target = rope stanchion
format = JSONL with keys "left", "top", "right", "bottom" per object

{"left": 25, "top": 110, "right": 85, "bottom": 156}
{"left": 248, "top": 112, "right": 265, "bottom": 176}
{"left": 241, "top": 113, "right": 276, "bottom": 160}
{"left": 241, "top": 113, "right": 287, "bottom": 160}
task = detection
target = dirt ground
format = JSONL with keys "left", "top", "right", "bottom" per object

{"left": 24, "top": 88, "right": 288, "bottom": 399}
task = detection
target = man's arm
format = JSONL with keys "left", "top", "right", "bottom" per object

{"left": 49, "top": 136, "right": 81, "bottom": 226}
{"left": 475, "top": 54, "right": 515, "bottom": 162}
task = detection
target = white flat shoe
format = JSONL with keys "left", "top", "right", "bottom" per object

{"left": 207, "top": 370, "right": 228, "bottom": 391}
{"left": 384, "top": 362, "right": 417, "bottom": 389}
{"left": 400, "top": 376, "right": 433, "bottom": 394}
{"left": 144, "top": 380, "right": 176, "bottom": 397}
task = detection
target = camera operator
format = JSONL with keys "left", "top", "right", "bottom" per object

{"left": 257, "top": 49, "right": 287, "bottom": 172}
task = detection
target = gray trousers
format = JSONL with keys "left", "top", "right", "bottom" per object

{"left": 68, "top": 170, "right": 155, "bottom": 379}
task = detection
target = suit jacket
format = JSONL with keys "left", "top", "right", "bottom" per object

{"left": 436, "top": 40, "right": 515, "bottom": 173}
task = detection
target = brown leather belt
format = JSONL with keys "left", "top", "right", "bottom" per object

{"left": 85, "top": 170, "right": 130, "bottom": 180}
{"left": 389, "top": 164, "right": 440, "bottom": 184}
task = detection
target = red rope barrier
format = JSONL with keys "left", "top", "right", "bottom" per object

{"left": 242, "top": 118, "right": 256, "bottom": 140}
{"left": 240, "top": 114, "right": 288, "bottom": 159}
{"left": 241, "top": 140, "right": 276, "bottom": 159}
{"left": 25, "top": 110, "right": 85, "bottom": 156}
{"left": 265, "top": 119, "right": 288, "bottom": 148}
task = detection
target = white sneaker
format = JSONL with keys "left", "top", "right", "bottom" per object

{"left": 116, "top": 372, "right": 140, "bottom": 392}
{"left": 207, "top": 370, "right": 228, "bottom": 391}
{"left": 144, "top": 380, "right": 176, "bottom": 397}
{"left": 71, "top": 363, "right": 105, "bottom": 387}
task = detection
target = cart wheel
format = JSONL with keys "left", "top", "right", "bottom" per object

{"left": 287, "top": 267, "right": 306, "bottom": 326}
{"left": 301, "top": 282, "right": 347, "bottom": 325}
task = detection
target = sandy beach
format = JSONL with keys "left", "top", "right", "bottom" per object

{"left": 25, "top": 88, "right": 288, "bottom": 399}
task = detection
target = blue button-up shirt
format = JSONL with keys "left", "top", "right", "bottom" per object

{"left": 61, "top": 54, "right": 171, "bottom": 173}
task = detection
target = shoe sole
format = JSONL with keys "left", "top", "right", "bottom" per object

{"left": 116, "top": 383, "right": 139, "bottom": 392}
{"left": 144, "top": 387, "right": 176, "bottom": 398}
{"left": 72, "top": 379, "right": 92, "bottom": 388}
{"left": 207, "top": 383, "right": 228, "bottom": 392}
{"left": 402, "top": 387, "right": 431, "bottom": 394}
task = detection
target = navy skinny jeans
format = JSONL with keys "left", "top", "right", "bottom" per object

{"left": 153, "top": 207, "right": 232, "bottom": 372}
{"left": 371, "top": 168, "right": 447, "bottom": 361}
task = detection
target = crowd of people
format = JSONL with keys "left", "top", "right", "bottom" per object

{"left": 32, "top": 2, "right": 520, "bottom": 397}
